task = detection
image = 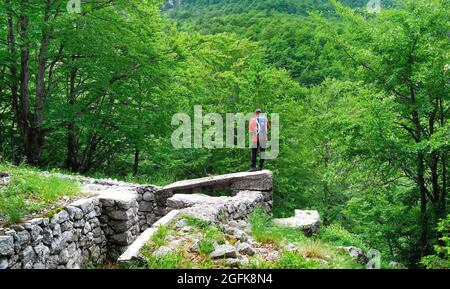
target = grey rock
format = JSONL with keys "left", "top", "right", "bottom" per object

{"left": 267, "top": 251, "right": 280, "bottom": 262}
{"left": 33, "top": 262, "right": 45, "bottom": 269}
{"left": 29, "top": 218, "right": 44, "bottom": 226}
{"left": 284, "top": 243, "right": 297, "bottom": 252}
{"left": 78, "top": 235, "right": 88, "bottom": 248}
{"left": 180, "top": 226, "right": 193, "bottom": 233}
{"left": 116, "top": 200, "right": 134, "bottom": 210}
{"left": 153, "top": 246, "right": 173, "bottom": 257}
{"left": 101, "top": 198, "right": 115, "bottom": 208}
{"left": 60, "top": 221, "right": 73, "bottom": 233}
{"left": 99, "top": 215, "right": 108, "bottom": 224}
{"left": 237, "top": 220, "right": 248, "bottom": 229}
{"left": 86, "top": 210, "right": 98, "bottom": 220}
{"left": 45, "top": 255, "right": 59, "bottom": 269}
{"left": 52, "top": 223, "right": 61, "bottom": 236}
{"left": 23, "top": 261, "right": 34, "bottom": 269}
{"left": 74, "top": 228, "right": 82, "bottom": 241}
{"left": 109, "top": 219, "right": 134, "bottom": 233}
{"left": 0, "top": 236, "right": 14, "bottom": 256}
{"left": 92, "top": 227, "right": 103, "bottom": 238}
{"left": 17, "top": 230, "right": 31, "bottom": 245}
{"left": 225, "top": 258, "right": 245, "bottom": 268}
{"left": 52, "top": 210, "right": 69, "bottom": 224}
{"left": 273, "top": 210, "right": 320, "bottom": 235}
{"left": 90, "top": 218, "right": 101, "bottom": 228}
{"left": 79, "top": 200, "right": 95, "bottom": 214}
{"left": 30, "top": 224, "right": 43, "bottom": 241}
{"left": 107, "top": 208, "right": 137, "bottom": 221}
{"left": 51, "top": 231, "right": 75, "bottom": 253}
{"left": 83, "top": 222, "right": 92, "bottom": 234}
{"left": 190, "top": 241, "right": 200, "bottom": 253}
{"left": 146, "top": 214, "right": 157, "bottom": 225}
{"left": 59, "top": 243, "right": 77, "bottom": 264}
{"left": 88, "top": 245, "right": 101, "bottom": 261}
{"left": 65, "top": 206, "right": 84, "bottom": 220}
{"left": 143, "top": 192, "right": 155, "bottom": 201}
{"left": 34, "top": 243, "right": 50, "bottom": 263}
{"left": 10, "top": 262, "right": 22, "bottom": 269}
{"left": 42, "top": 228, "right": 53, "bottom": 246}
{"left": 20, "top": 246, "right": 35, "bottom": 264}
{"left": 210, "top": 244, "right": 237, "bottom": 259}
{"left": 73, "top": 219, "right": 85, "bottom": 228}
{"left": 236, "top": 242, "right": 255, "bottom": 256}
{"left": 139, "top": 201, "right": 154, "bottom": 212}
{"left": 94, "top": 206, "right": 101, "bottom": 216}
{"left": 58, "top": 249, "right": 70, "bottom": 264}
{"left": 10, "top": 224, "right": 24, "bottom": 231}
{"left": 174, "top": 218, "right": 188, "bottom": 229}
{"left": 337, "top": 246, "right": 369, "bottom": 264}
{"left": 227, "top": 220, "right": 240, "bottom": 227}
{"left": 0, "top": 257, "right": 8, "bottom": 269}
{"left": 110, "top": 231, "right": 134, "bottom": 245}
{"left": 222, "top": 225, "right": 249, "bottom": 242}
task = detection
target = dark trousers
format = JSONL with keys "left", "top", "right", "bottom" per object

{"left": 251, "top": 139, "right": 266, "bottom": 169}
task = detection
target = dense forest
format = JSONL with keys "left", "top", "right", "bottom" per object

{"left": 0, "top": 0, "right": 448, "bottom": 268}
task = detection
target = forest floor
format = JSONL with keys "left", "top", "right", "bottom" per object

{"left": 0, "top": 163, "right": 85, "bottom": 227}
{"left": 130, "top": 211, "right": 366, "bottom": 269}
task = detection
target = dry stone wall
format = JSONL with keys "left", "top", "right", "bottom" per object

{"left": 0, "top": 170, "right": 273, "bottom": 269}
{"left": 0, "top": 198, "right": 106, "bottom": 269}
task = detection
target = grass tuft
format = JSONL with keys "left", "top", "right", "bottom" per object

{"left": 0, "top": 163, "right": 80, "bottom": 225}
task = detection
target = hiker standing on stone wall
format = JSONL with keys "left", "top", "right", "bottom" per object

{"left": 248, "top": 109, "right": 269, "bottom": 172}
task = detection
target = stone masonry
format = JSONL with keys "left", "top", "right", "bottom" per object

{"left": 0, "top": 170, "right": 273, "bottom": 269}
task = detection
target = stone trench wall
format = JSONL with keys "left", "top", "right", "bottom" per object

{"left": 0, "top": 198, "right": 106, "bottom": 269}
{"left": 0, "top": 171, "right": 273, "bottom": 269}
{"left": 135, "top": 185, "right": 173, "bottom": 233}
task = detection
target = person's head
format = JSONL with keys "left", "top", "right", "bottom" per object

{"left": 254, "top": 108, "right": 262, "bottom": 116}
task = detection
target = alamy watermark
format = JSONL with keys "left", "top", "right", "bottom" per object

{"left": 67, "top": 0, "right": 82, "bottom": 14}
{"left": 367, "top": 0, "right": 381, "bottom": 13}
{"left": 366, "top": 248, "right": 381, "bottom": 269}
{"left": 171, "top": 106, "right": 279, "bottom": 159}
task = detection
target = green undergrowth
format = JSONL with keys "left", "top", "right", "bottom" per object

{"left": 137, "top": 208, "right": 365, "bottom": 269}
{"left": 0, "top": 163, "right": 81, "bottom": 225}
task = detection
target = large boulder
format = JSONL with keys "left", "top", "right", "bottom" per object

{"left": 337, "top": 246, "right": 369, "bottom": 264}
{"left": 272, "top": 210, "right": 320, "bottom": 235}
{"left": 210, "top": 244, "right": 237, "bottom": 259}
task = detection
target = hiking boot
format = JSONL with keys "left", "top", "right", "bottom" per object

{"left": 248, "top": 167, "right": 257, "bottom": 172}
{"left": 258, "top": 167, "right": 264, "bottom": 171}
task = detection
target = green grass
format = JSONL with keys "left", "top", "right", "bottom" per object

{"left": 184, "top": 215, "right": 211, "bottom": 229}
{"left": 249, "top": 206, "right": 308, "bottom": 246}
{"left": 0, "top": 163, "right": 80, "bottom": 225}
{"left": 146, "top": 251, "right": 194, "bottom": 269}
{"left": 138, "top": 212, "right": 364, "bottom": 269}
{"left": 151, "top": 225, "right": 169, "bottom": 248}
{"left": 319, "top": 223, "right": 368, "bottom": 250}
{"left": 198, "top": 225, "right": 224, "bottom": 255}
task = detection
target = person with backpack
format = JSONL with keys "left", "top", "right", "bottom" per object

{"left": 248, "top": 108, "right": 269, "bottom": 172}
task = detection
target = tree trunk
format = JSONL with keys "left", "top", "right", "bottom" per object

{"left": 417, "top": 151, "right": 429, "bottom": 257}
{"left": 133, "top": 148, "right": 140, "bottom": 177}
{"left": 18, "top": 11, "right": 39, "bottom": 164}
{"left": 6, "top": 1, "right": 20, "bottom": 162}
{"left": 67, "top": 64, "right": 79, "bottom": 171}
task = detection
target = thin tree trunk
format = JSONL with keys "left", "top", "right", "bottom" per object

{"left": 133, "top": 148, "right": 139, "bottom": 177}
{"left": 67, "top": 63, "right": 79, "bottom": 171}
{"left": 6, "top": 0, "right": 20, "bottom": 162}
{"left": 18, "top": 10, "right": 36, "bottom": 164}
